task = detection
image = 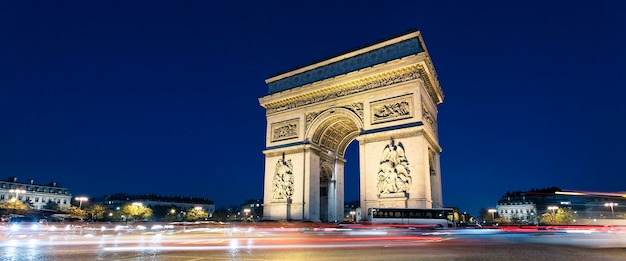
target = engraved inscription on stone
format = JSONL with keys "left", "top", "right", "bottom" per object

{"left": 271, "top": 118, "right": 299, "bottom": 142}
{"left": 377, "top": 139, "right": 412, "bottom": 195}
{"left": 272, "top": 155, "right": 294, "bottom": 200}
{"left": 371, "top": 94, "right": 413, "bottom": 124}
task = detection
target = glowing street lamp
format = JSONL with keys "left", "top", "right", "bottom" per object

{"left": 75, "top": 196, "right": 88, "bottom": 209}
{"left": 350, "top": 210, "right": 356, "bottom": 223}
{"left": 243, "top": 208, "right": 251, "bottom": 221}
{"left": 488, "top": 208, "right": 496, "bottom": 220}
{"left": 547, "top": 206, "right": 558, "bottom": 214}
{"left": 9, "top": 189, "right": 26, "bottom": 211}
{"left": 605, "top": 202, "right": 618, "bottom": 217}
{"left": 9, "top": 188, "right": 26, "bottom": 200}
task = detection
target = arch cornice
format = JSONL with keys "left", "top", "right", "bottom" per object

{"left": 260, "top": 62, "right": 440, "bottom": 115}
{"left": 357, "top": 126, "right": 442, "bottom": 153}
{"left": 262, "top": 143, "right": 323, "bottom": 158}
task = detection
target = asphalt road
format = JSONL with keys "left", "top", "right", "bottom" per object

{"left": 1, "top": 226, "right": 626, "bottom": 261}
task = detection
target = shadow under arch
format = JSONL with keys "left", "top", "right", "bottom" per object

{"left": 305, "top": 107, "right": 364, "bottom": 157}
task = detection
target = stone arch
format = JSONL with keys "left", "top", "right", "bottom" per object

{"left": 259, "top": 30, "right": 445, "bottom": 222}
{"left": 302, "top": 108, "right": 363, "bottom": 221}
{"left": 306, "top": 107, "right": 363, "bottom": 157}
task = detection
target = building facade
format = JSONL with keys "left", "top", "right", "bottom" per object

{"left": 495, "top": 187, "right": 579, "bottom": 224}
{"left": 0, "top": 177, "right": 72, "bottom": 211}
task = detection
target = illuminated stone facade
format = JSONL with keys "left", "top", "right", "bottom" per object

{"left": 259, "top": 31, "right": 445, "bottom": 221}
{"left": 0, "top": 177, "right": 72, "bottom": 211}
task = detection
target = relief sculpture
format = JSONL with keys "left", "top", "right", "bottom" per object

{"left": 271, "top": 119, "right": 299, "bottom": 142}
{"left": 272, "top": 155, "right": 294, "bottom": 200}
{"left": 370, "top": 94, "right": 413, "bottom": 124}
{"left": 377, "top": 139, "right": 412, "bottom": 195}
{"left": 373, "top": 101, "right": 410, "bottom": 120}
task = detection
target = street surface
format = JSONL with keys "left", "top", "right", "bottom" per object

{"left": 1, "top": 222, "right": 626, "bottom": 260}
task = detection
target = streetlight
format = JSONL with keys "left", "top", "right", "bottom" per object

{"left": 243, "top": 208, "right": 251, "bottom": 222}
{"left": 488, "top": 209, "right": 496, "bottom": 220}
{"left": 75, "top": 196, "right": 88, "bottom": 209}
{"left": 605, "top": 202, "right": 618, "bottom": 217}
{"left": 350, "top": 210, "right": 356, "bottom": 223}
{"left": 9, "top": 188, "right": 26, "bottom": 200}
{"left": 9, "top": 189, "right": 26, "bottom": 211}
{"left": 547, "top": 206, "right": 558, "bottom": 214}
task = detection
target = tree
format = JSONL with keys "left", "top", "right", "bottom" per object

{"left": 185, "top": 208, "right": 209, "bottom": 222}
{"left": 44, "top": 201, "right": 58, "bottom": 211}
{"left": 539, "top": 208, "right": 576, "bottom": 224}
{"left": 150, "top": 205, "right": 180, "bottom": 221}
{"left": 478, "top": 208, "right": 491, "bottom": 222}
{"left": 86, "top": 205, "right": 107, "bottom": 221}
{"left": 0, "top": 199, "right": 29, "bottom": 211}
{"left": 120, "top": 204, "right": 153, "bottom": 221}
{"left": 68, "top": 206, "right": 87, "bottom": 219}
{"left": 494, "top": 216, "right": 510, "bottom": 224}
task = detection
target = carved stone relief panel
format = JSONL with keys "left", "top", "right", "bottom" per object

{"left": 272, "top": 156, "right": 294, "bottom": 200}
{"left": 271, "top": 118, "right": 299, "bottom": 142}
{"left": 370, "top": 94, "right": 413, "bottom": 124}
{"left": 422, "top": 105, "right": 438, "bottom": 136}
{"left": 377, "top": 139, "right": 412, "bottom": 195}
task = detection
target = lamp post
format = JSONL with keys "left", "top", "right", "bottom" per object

{"left": 488, "top": 209, "right": 496, "bottom": 221}
{"left": 243, "top": 208, "right": 250, "bottom": 222}
{"left": 9, "top": 189, "right": 26, "bottom": 210}
{"left": 350, "top": 210, "right": 356, "bottom": 223}
{"left": 75, "top": 196, "right": 88, "bottom": 209}
{"left": 605, "top": 202, "right": 618, "bottom": 217}
{"left": 547, "top": 206, "right": 558, "bottom": 214}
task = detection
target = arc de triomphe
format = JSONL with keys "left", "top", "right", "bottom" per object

{"left": 258, "top": 30, "right": 444, "bottom": 222}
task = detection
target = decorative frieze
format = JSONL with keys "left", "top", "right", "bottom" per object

{"left": 265, "top": 65, "right": 422, "bottom": 115}
{"left": 271, "top": 118, "right": 299, "bottom": 142}
{"left": 371, "top": 94, "right": 413, "bottom": 124}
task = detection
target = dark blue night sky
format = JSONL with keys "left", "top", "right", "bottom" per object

{"left": 1, "top": 1, "right": 625, "bottom": 216}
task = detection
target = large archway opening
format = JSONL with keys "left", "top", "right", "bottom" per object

{"left": 311, "top": 111, "right": 361, "bottom": 222}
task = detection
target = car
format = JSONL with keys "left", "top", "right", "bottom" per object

{"left": 7, "top": 216, "right": 48, "bottom": 235}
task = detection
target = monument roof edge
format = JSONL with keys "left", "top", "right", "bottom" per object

{"left": 265, "top": 29, "right": 423, "bottom": 83}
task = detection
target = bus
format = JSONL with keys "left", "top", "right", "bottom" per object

{"left": 367, "top": 208, "right": 456, "bottom": 228}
